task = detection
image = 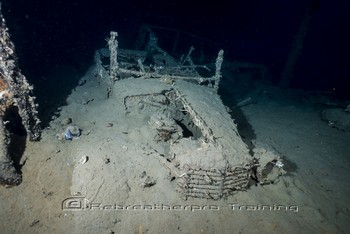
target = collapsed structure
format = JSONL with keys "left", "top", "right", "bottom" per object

{"left": 92, "top": 28, "right": 285, "bottom": 200}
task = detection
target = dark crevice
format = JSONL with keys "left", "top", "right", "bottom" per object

{"left": 174, "top": 119, "right": 193, "bottom": 138}
{"left": 3, "top": 106, "right": 27, "bottom": 173}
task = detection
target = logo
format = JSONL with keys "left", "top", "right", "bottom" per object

{"left": 62, "top": 196, "right": 86, "bottom": 211}
{"left": 61, "top": 197, "right": 299, "bottom": 213}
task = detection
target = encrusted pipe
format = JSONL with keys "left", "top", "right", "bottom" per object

{"left": 213, "top": 50, "right": 224, "bottom": 93}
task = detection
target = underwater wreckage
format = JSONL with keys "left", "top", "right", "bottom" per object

{"left": 90, "top": 28, "right": 285, "bottom": 200}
